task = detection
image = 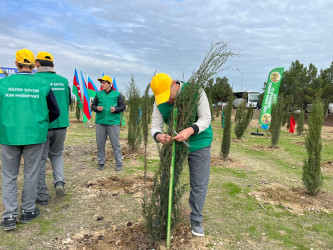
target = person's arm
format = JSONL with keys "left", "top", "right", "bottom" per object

{"left": 151, "top": 102, "right": 172, "bottom": 144}
{"left": 172, "top": 89, "right": 211, "bottom": 142}
{"left": 47, "top": 89, "right": 60, "bottom": 123}
{"left": 113, "top": 94, "right": 126, "bottom": 113}
{"left": 192, "top": 89, "right": 211, "bottom": 134}
{"left": 91, "top": 96, "right": 100, "bottom": 112}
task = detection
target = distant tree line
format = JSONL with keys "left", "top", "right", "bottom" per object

{"left": 205, "top": 60, "right": 333, "bottom": 114}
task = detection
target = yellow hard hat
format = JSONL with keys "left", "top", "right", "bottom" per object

{"left": 98, "top": 75, "right": 112, "bottom": 84}
{"left": 150, "top": 73, "right": 172, "bottom": 105}
{"left": 36, "top": 51, "right": 54, "bottom": 62}
{"left": 16, "top": 48, "right": 35, "bottom": 65}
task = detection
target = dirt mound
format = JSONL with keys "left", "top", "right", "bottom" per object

{"left": 210, "top": 155, "right": 251, "bottom": 170}
{"left": 249, "top": 183, "right": 333, "bottom": 214}
{"left": 322, "top": 161, "right": 333, "bottom": 171}
{"left": 84, "top": 175, "right": 153, "bottom": 198}
{"left": 250, "top": 144, "right": 283, "bottom": 151}
{"left": 57, "top": 222, "right": 210, "bottom": 249}
{"left": 231, "top": 138, "right": 247, "bottom": 143}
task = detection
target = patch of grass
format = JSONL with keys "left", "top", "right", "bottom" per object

{"left": 210, "top": 167, "right": 248, "bottom": 178}
{"left": 222, "top": 182, "right": 242, "bottom": 197}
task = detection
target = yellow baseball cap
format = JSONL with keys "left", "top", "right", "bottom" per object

{"left": 36, "top": 51, "right": 54, "bottom": 62}
{"left": 150, "top": 73, "right": 172, "bottom": 105}
{"left": 98, "top": 75, "right": 112, "bottom": 84}
{"left": 16, "top": 49, "right": 35, "bottom": 65}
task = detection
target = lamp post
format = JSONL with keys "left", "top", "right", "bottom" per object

{"left": 233, "top": 68, "right": 243, "bottom": 91}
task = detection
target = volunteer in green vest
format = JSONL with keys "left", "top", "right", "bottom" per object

{"left": 0, "top": 49, "right": 60, "bottom": 231}
{"left": 150, "top": 73, "right": 213, "bottom": 237}
{"left": 91, "top": 75, "right": 125, "bottom": 171}
{"left": 35, "top": 51, "right": 71, "bottom": 205}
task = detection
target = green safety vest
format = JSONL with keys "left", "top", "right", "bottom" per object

{"left": 0, "top": 73, "right": 51, "bottom": 145}
{"left": 95, "top": 90, "right": 121, "bottom": 125}
{"left": 157, "top": 83, "right": 213, "bottom": 152}
{"left": 35, "top": 72, "right": 70, "bottom": 129}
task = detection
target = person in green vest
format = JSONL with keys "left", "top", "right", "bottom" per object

{"left": 34, "top": 51, "right": 71, "bottom": 205}
{"left": 0, "top": 49, "right": 60, "bottom": 231}
{"left": 150, "top": 73, "right": 213, "bottom": 237}
{"left": 91, "top": 75, "right": 125, "bottom": 171}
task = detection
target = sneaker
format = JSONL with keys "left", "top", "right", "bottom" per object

{"left": 20, "top": 208, "right": 40, "bottom": 223}
{"left": 0, "top": 217, "right": 17, "bottom": 231}
{"left": 98, "top": 164, "right": 105, "bottom": 170}
{"left": 191, "top": 220, "right": 204, "bottom": 237}
{"left": 36, "top": 199, "right": 48, "bottom": 206}
{"left": 115, "top": 165, "right": 123, "bottom": 171}
{"left": 55, "top": 182, "right": 66, "bottom": 197}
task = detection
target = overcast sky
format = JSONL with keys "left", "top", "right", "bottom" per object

{"left": 1, "top": 0, "right": 332, "bottom": 94}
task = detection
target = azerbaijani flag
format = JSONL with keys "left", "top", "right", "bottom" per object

{"left": 72, "top": 68, "right": 83, "bottom": 108}
{"left": 80, "top": 71, "right": 91, "bottom": 122}
{"left": 113, "top": 76, "right": 118, "bottom": 91}
{"left": 87, "top": 76, "right": 98, "bottom": 98}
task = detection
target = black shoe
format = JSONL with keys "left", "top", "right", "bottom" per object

{"left": 0, "top": 217, "right": 17, "bottom": 231}
{"left": 20, "top": 208, "right": 40, "bottom": 223}
{"left": 98, "top": 164, "right": 105, "bottom": 170}
{"left": 115, "top": 165, "right": 123, "bottom": 171}
{"left": 55, "top": 182, "right": 65, "bottom": 197}
{"left": 36, "top": 199, "right": 48, "bottom": 206}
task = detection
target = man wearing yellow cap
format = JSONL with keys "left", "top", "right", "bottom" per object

{"left": 35, "top": 51, "right": 71, "bottom": 204}
{"left": 0, "top": 49, "right": 60, "bottom": 230}
{"left": 150, "top": 73, "right": 213, "bottom": 237}
{"left": 91, "top": 75, "right": 125, "bottom": 171}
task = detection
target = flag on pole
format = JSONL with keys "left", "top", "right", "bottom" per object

{"left": 289, "top": 115, "right": 296, "bottom": 133}
{"left": 80, "top": 71, "right": 91, "bottom": 122}
{"left": 87, "top": 76, "right": 98, "bottom": 98}
{"left": 113, "top": 76, "right": 118, "bottom": 91}
{"left": 72, "top": 68, "right": 83, "bottom": 108}
{"left": 259, "top": 67, "right": 284, "bottom": 129}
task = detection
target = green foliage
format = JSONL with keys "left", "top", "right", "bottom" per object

{"left": 75, "top": 100, "right": 81, "bottom": 122}
{"left": 126, "top": 75, "right": 142, "bottom": 151}
{"left": 297, "top": 110, "right": 305, "bottom": 135}
{"left": 119, "top": 92, "right": 125, "bottom": 128}
{"left": 143, "top": 41, "right": 236, "bottom": 243}
{"left": 270, "top": 95, "right": 284, "bottom": 147}
{"left": 279, "top": 60, "right": 333, "bottom": 113}
{"left": 234, "top": 102, "right": 253, "bottom": 139}
{"left": 69, "top": 97, "right": 75, "bottom": 112}
{"left": 282, "top": 104, "right": 290, "bottom": 126}
{"left": 141, "top": 84, "right": 151, "bottom": 182}
{"left": 221, "top": 90, "right": 233, "bottom": 159}
{"left": 211, "top": 76, "right": 232, "bottom": 104}
{"left": 302, "top": 99, "right": 324, "bottom": 195}
{"left": 206, "top": 78, "right": 215, "bottom": 121}
{"left": 216, "top": 105, "right": 220, "bottom": 117}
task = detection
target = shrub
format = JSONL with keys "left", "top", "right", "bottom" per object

{"left": 270, "top": 95, "right": 284, "bottom": 147}
{"left": 126, "top": 75, "right": 142, "bottom": 151}
{"left": 221, "top": 90, "right": 233, "bottom": 159}
{"left": 302, "top": 99, "right": 324, "bottom": 196}
{"left": 297, "top": 110, "right": 305, "bottom": 135}
{"left": 234, "top": 102, "right": 253, "bottom": 139}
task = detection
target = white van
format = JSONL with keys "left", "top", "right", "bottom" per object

{"left": 232, "top": 91, "right": 260, "bottom": 108}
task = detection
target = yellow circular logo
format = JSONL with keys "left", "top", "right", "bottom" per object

{"left": 270, "top": 72, "right": 281, "bottom": 83}
{"left": 261, "top": 113, "right": 271, "bottom": 124}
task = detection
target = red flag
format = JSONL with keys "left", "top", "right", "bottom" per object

{"left": 289, "top": 115, "right": 296, "bottom": 133}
